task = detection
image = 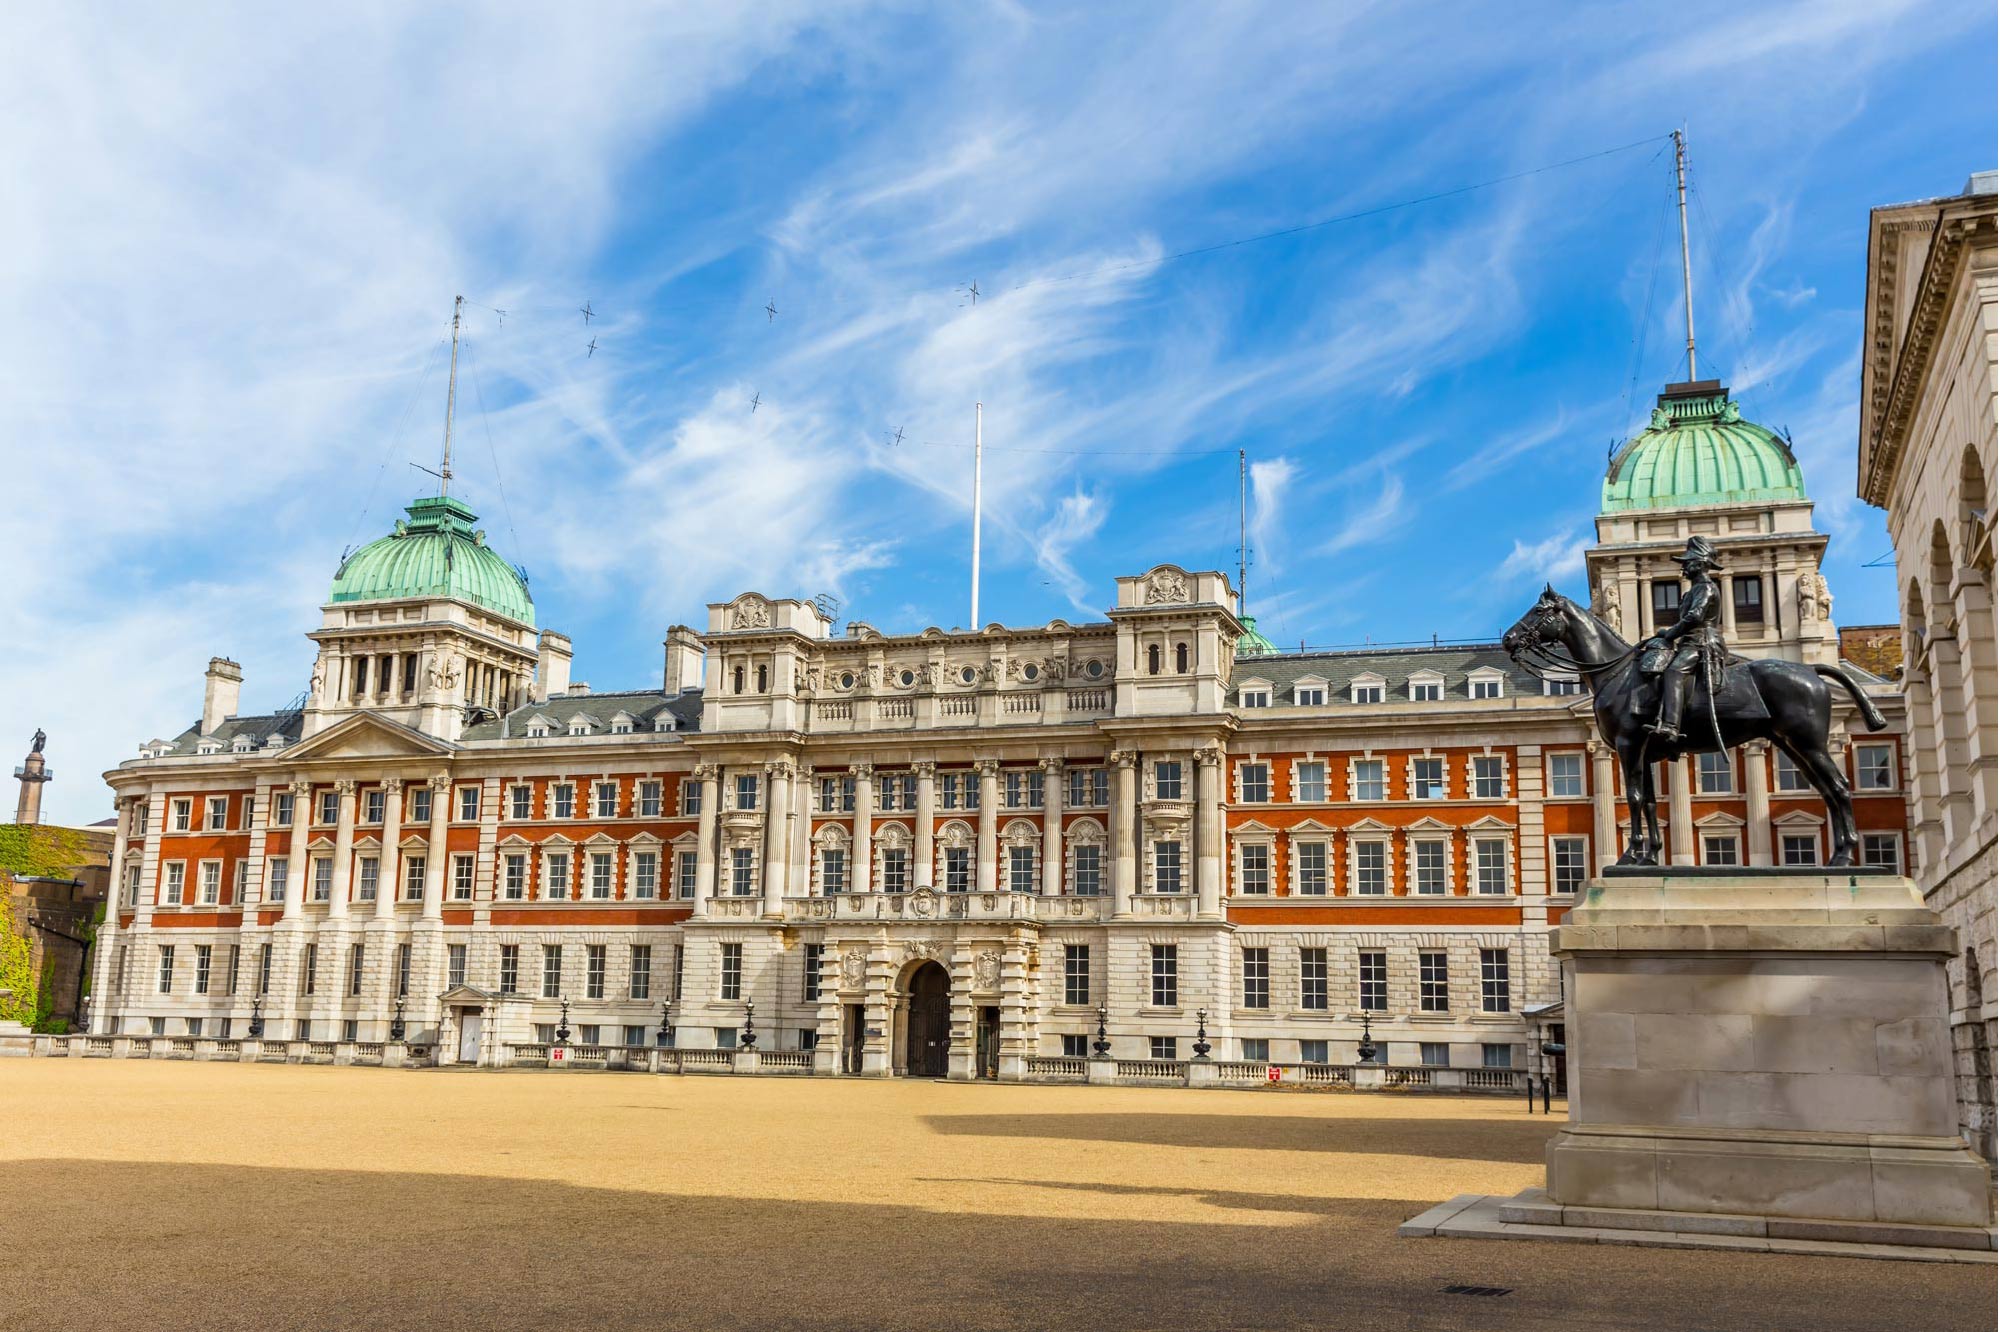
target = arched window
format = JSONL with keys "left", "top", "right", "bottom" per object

{"left": 756, "top": 664, "right": 769, "bottom": 693}
{"left": 1147, "top": 644, "right": 1162, "bottom": 675}
{"left": 732, "top": 665, "right": 746, "bottom": 695}
{"left": 1175, "top": 643, "right": 1190, "bottom": 673}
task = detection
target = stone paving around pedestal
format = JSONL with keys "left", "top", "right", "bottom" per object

{"left": 1, "top": 1062, "right": 1991, "bottom": 1332}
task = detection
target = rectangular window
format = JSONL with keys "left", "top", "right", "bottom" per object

{"left": 194, "top": 944, "right": 212, "bottom": 995}
{"left": 273, "top": 792, "right": 295, "bottom": 827}
{"left": 1061, "top": 1034, "right": 1089, "bottom": 1058}
{"left": 170, "top": 797, "right": 191, "bottom": 833}
{"left": 1774, "top": 751, "right": 1810, "bottom": 792}
{"left": 1732, "top": 574, "right": 1765, "bottom": 625}
{"left": 1861, "top": 833, "right": 1901, "bottom": 871}
{"left": 510, "top": 785, "right": 532, "bottom": 820}
{"left": 457, "top": 787, "right": 479, "bottom": 821}
{"left": 317, "top": 791, "right": 339, "bottom": 825}
{"left": 1240, "top": 689, "right": 1270, "bottom": 708}
{"left": 821, "top": 848, "right": 848, "bottom": 894}
{"left": 1240, "top": 1037, "right": 1269, "bottom": 1061}
{"left": 199, "top": 861, "right": 221, "bottom": 905}
{"left": 207, "top": 796, "right": 229, "bottom": 831}
{"left": 1549, "top": 752, "right": 1584, "bottom": 798}
{"left": 1003, "top": 769, "right": 1043, "bottom": 809}
{"left": 719, "top": 943, "right": 743, "bottom": 1001}
{"left": 409, "top": 785, "right": 432, "bottom": 825}
{"left": 589, "top": 852, "right": 614, "bottom": 900}
{"left": 1412, "top": 757, "right": 1446, "bottom": 800}
{"left": 677, "top": 851, "right": 698, "bottom": 899}
{"left": 499, "top": 945, "right": 519, "bottom": 995}
{"left": 881, "top": 848, "right": 909, "bottom": 893}
{"left": 1064, "top": 945, "right": 1092, "bottom": 1006}
{"left": 1241, "top": 948, "right": 1269, "bottom": 1009}
{"left": 404, "top": 855, "right": 426, "bottom": 901}
{"left": 1300, "top": 947, "right": 1329, "bottom": 1011}
{"left": 552, "top": 784, "right": 575, "bottom": 819}
{"left": 1781, "top": 834, "right": 1819, "bottom": 866}
{"left": 396, "top": 942, "right": 411, "bottom": 998}
{"left": 302, "top": 942, "right": 318, "bottom": 995}
{"left": 1353, "top": 683, "right": 1383, "bottom": 704}
{"left": 714, "top": 1027, "right": 737, "bottom": 1050}
{"left": 944, "top": 847, "right": 971, "bottom": 892}
{"left": 1295, "top": 841, "right": 1328, "bottom": 895}
{"left": 1295, "top": 687, "right": 1326, "bottom": 706}
{"left": 1149, "top": 1036, "right": 1177, "bottom": 1061}
{"left": 364, "top": 789, "right": 385, "bottom": 825}
{"left": 1239, "top": 763, "right": 1269, "bottom": 803}
{"left": 1545, "top": 675, "right": 1584, "bottom": 696}
{"left": 1353, "top": 841, "right": 1387, "bottom": 895}
{"left": 502, "top": 853, "right": 527, "bottom": 900}
{"left": 1358, "top": 949, "right": 1387, "bottom": 1012}
{"left": 1856, "top": 744, "right": 1895, "bottom": 791}
{"left": 595, "top": 783, "right": 619, "bottom": 819}
{"left": 1413, "top": 841, "right": 1448, "bottom": 895}
{"left": 638, "top": 780, "right": 663, "bottom": 817}
{"left": 1480, "top": 948, "right": 1511, "bottom": 1013}
{"left": 818, "top": 776, "right": 855, "bottom": 813}
{"left": 1651, "top": 579, "right": 1682, "bottom": 629}
{"left": 123, "top": 863, "right": 140, "bottom": 907}
{"left": 1067, "top": 768, "right": 1109, "bottom": 808}
{"left": 545, "top": 852, "right": 571, "bottom": 900}
{"left": 450, "top": 854, "right": 474, "bottom": 901}
{"left": 625, "top": 1025, "right": 647, "bottom": 1048}
{"left": 586, "top": 944, "right": 606, "bottom": 999}
{"left": 164, "top": 862, "right": 185, "bottom": 905}
{"left": 347, "top": 943, "right": 364, "bottom": 997}
{"left": 630, "top": 945, "right": 652, "bottom": 1000}
{"left": 1411, "top": 679, "right": 1442, "bottom": 702}
{"left": 448, "top": 944, "right": 467, "bottom": 989}
{"left": 258, "top": 943, "right": 272, "bottom": 995}
{"left": 1483, "top": 1043, "right": 1514, "bottom": 1069}
{"left": 542, "top": 944, "right": 563, "bottom": 999}
{"left": 1472, "top": 755, "right": 1505, "bottom": 798}
{"left": 734, "top": 774, "right": 759, "bottom": 811}
{"left": 1153, "top": 761, "right": 1183, "bottom": 800}
{"left": 672, "top": 946, "right": 685, "bottom": 1002}
{"left": 1419, "top": 951, "right": 1449, "bottom": 1012}
{"left": 1238, "top": 843, "right": 1270, "bottom": 894}
{"left": 1294, "top": 761, "right": 1327, "bottom": 803}
{"left": 1552, "top": 836, "right": 1589, "bottom": 893}
{"left": 1300, "top": 1039, "right": 1328, "bottom": 1064}
{"left": 1421, "top": 1042, "right": 1449, "bottom": 1067}
{"left": 1697, "top": 750, "right": 1733, "bottom": 794}
{"left": 1150, "top": 945, "right": 1178, "bottom": 1007}
{"left": 1474, "top": 838, "right": 1509, "bottom": 894}
{"left": 1152, "top": 841, "right": 1183, "bottom": 894}
{"left": 1703, "top": 834, "right": 1740, "bottom": 866}
{"left": 1008, "top": 845, "right": 1037, "bottom": 893}
{"left": 1353, "top": 759, "right": 1385, "bottom": 801}
{"left": 802, "top": 943, "right": 822, "bottom": 1002}
{"left": 681, "top": 779, "right": 704, "bottom": 817}
{"left": 312, "top": 858, "right": 332, "bottom": 903}
{"left": 633, "top": 851, "right": 658, "bottom": 899}
{"left": 1071, "top": 844, "right": 1102, "bottom": 896}
{"left": 225, "top": 944, "right": 240, "bottom": 996}
{"left": 1471, "top": 677, "right": 1503, "bottom": 700}
{"left": 357, "top": 857, "right": 378, "bottom": 903}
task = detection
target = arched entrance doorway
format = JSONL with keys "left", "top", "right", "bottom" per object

{"left": 905, "top": 961, "right": 951, "bottom": 1077}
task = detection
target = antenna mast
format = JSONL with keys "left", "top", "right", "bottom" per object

{"left": 970, "top": 402, "right": 984, "bottom": 629}
{"left": 440, "top": 294, "right": 464, "bottom": 496}
{"left": 1673, "top": 129, "right": 1697, "bottom": 382}
{"left": 1237, "top": 448, "right": 1249, "bottom": 613}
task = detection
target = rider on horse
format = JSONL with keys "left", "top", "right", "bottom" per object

{"left": 1641, "top": 536, "right": 1727, "bottom": 744}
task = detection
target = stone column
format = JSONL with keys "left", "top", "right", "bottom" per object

{"left": 1667, "top": 757, "right": 1694, "bottom": 866}
{"left": 1588, "top": 742, "right": 1617, "bottom": 870}
{"left": 1110, "top": 750, "right": 1137, "bottom": 916}
{"left": 421, "top": 774, "right": 450, "bottom": 917}
{"left": 850, "top": 762, "right": 874, "bottom": 895}
{"left": 375, "top": 779, "right": 403, "bottom": 919}
{"left": 693, "top": 763, "right": 719, "bottom": 912}
{"left": 1744, "top": 741, "right": 1773, "bottom": 866}
{"left": 1039, "top": 757, "right": 1064, "bottom": 895}
{"left": 91, "top": 798, "right": 131, "bottom": 1031}
{"left": 329, "top": 779, "right": 357, "bottom": 918}
{"left": 913, "top": 761, "right": 936, "bottom": 889}
{"left": 1195, "top": 745, "right": 1224, "bottom": 918}
{"left": 975, "top": 760, "right": 999, "bottom": 893}
{"left": 282, "top": 781, "right": 311, "bottom": 921}
{"left": 762, "top": 762, "right": 792, "bottom": 917}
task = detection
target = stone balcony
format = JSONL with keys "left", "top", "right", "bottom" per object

{"left": 805, "top": 688, "right": 1113, "bottom": 733}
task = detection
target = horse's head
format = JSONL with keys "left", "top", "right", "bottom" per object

{"left": 1501, "top": 584, "right": 1573, "bottom": 660}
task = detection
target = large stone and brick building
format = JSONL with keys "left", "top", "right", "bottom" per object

{"left": 1859, "top": 169, "right": 1998, "bottom": 1157}
{"left": 85, "top": 378, "right": 1907, "bottom": 1083}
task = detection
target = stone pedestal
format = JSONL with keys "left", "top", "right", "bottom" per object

{"left": 0, "top": 990, "right": 32, "bottom": 1057}
{"left": 1186, "top": 1059, "right": 1217, "bottom": 1088}
{"left": 1544, "top": 868, "right": 1992, "bottom": 1236}
{"left": 1086, "top": 1055, "right": 1116, "bottom": 1086}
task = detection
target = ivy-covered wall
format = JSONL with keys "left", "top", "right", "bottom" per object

{"left": 0, "top": 889, "right": 39, "bottom": 1028}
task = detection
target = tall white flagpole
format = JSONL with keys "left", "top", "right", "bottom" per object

{"left": 970, "top": 401, "right": 983, "bottom": 629}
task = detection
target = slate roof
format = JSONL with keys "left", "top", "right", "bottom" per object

{"left": 1229, "top": 643, "right": 1548, "bottom": 703}
{"left": 160, "top": 709, "right": 306, "bottom": 754}
{"left": 460, "top": 688, "right": 704, "bottom": 741}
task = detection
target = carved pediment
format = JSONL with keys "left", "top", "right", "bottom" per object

{"left": 281, "top": 712, "right": 455, "bottom": 763}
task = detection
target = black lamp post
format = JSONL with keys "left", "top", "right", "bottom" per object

{"left": 389, "top": 995, "right": 407, "bottom": 1043}
{"left": 1192, "top": 1007, "right": 1212, "bottom": 1060}
{"left": 1356, "top": 1012, "right": 1377, "bottom": 1065}
{"left": 1091, "top": 1003, "right": 1111, "bottom": 1058}
{"left": 656, "top": 1000, "right": 672, "bottom": 1048}
{"left": 554, "top": 996, "right": 572, "bottom": 1048}
{"left": 247, "top": 996, "right": 265, "bottom": 1040}
{"left": 740, "top": 998, "right": 757, "bottom": 1051}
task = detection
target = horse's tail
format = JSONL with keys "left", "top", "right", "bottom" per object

{"left": 1813, "top": 662, "right": 1889, "bottom": 732}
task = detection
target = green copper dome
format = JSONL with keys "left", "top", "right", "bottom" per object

{"left": 1601, "top": 382, "right": 1806, "bottom": 513}
{"left": 1236, "top": 614, "right": 1280, "bottom": 658}
{"left": 330, "top": 495, "right": 534, "bottom": 625}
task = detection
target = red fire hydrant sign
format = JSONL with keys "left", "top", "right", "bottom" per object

{"left": 551, "top": 1046, "right": 567, "bottom": 1064}
{"left": 1267, "top": 1065, "right": 1281, "bottom": 1083}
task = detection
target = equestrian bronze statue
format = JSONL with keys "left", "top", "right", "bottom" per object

{"left": 1501, "top": 538, "right": 1886, "bottom": 867}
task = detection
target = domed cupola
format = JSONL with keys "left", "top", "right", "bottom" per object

{"left": 1601, "top": 380, "right": 1805, "bottom": 514}
{"left": 331, "top": 495, "right": 535, "bottom": 627}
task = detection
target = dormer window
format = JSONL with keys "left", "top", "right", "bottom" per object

{"left": 653, "top": 715, "right": 676, "bottom": 732}
{"left": 1468, "top": 668, "right": 1506, "bottom": 700}
{"left": 612, "top": 721, "right": 632, "bottom": 734}
{"left": 1295, "top": 686, "right": 1325, "bottom": 706}
{"left": 1350, "top": 675, "right": 1385, "bottom": 705}
{"left": 1240, "top": 690, "right": 1271, "bottom": 708}
{"left": 568, "top": 720, "right": 591, "bottom": 736}
{"left": 1543, "top": 675, "right": 1583, "bottom": 696}
{"left": 1409, "top": 671, "right": 1444, "bottom": 702}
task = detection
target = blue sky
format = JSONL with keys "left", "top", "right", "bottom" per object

{"left": 3, "top": 2, "right": 1993, "bottom": 824}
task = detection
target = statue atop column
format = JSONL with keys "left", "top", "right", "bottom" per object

{"left": 14, "top": 728, "right": 52, "bottom": 825}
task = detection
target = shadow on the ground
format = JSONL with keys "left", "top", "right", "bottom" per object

{"left": 0, "top": 1159, "right": 1981, "bottom": 1332}
{"left": 920, "top": 1112, "right": 1556, "bottom": 1162}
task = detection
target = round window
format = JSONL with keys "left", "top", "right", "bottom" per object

{"left": 1085, "top": 659, "right": 1104, "bottom": 679}
{"left": 960, "top": 666, "right": 977, "bottom": 684}
{"left": 1022, "top": 664, "right": 1038, "bottom": 682}
{"left": 899, "top": 669, "right": 915, "bottom": 687}
{"left": 839, "top": 672, "right": 855, "bottom": 689}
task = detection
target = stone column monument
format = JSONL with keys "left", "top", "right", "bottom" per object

{"left": 13, "top": 728, "right": 50, "bottom": 825}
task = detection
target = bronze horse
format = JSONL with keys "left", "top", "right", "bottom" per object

{"left": 1500, "top": 587, "right": 1887, "bottom": 867}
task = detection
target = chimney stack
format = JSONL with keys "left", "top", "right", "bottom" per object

{"left": 535, "top": 631, "right": 573, "bottom": 702}
{"left": 202, "top": 657, "right": 243, "bottom": 736}
{"left": 663, "top": 626, "right": 705, "bottom": 694}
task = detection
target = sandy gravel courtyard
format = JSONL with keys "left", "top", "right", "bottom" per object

{"left": 0, "top": 1060, "right": 1989, "bottom": 1331}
